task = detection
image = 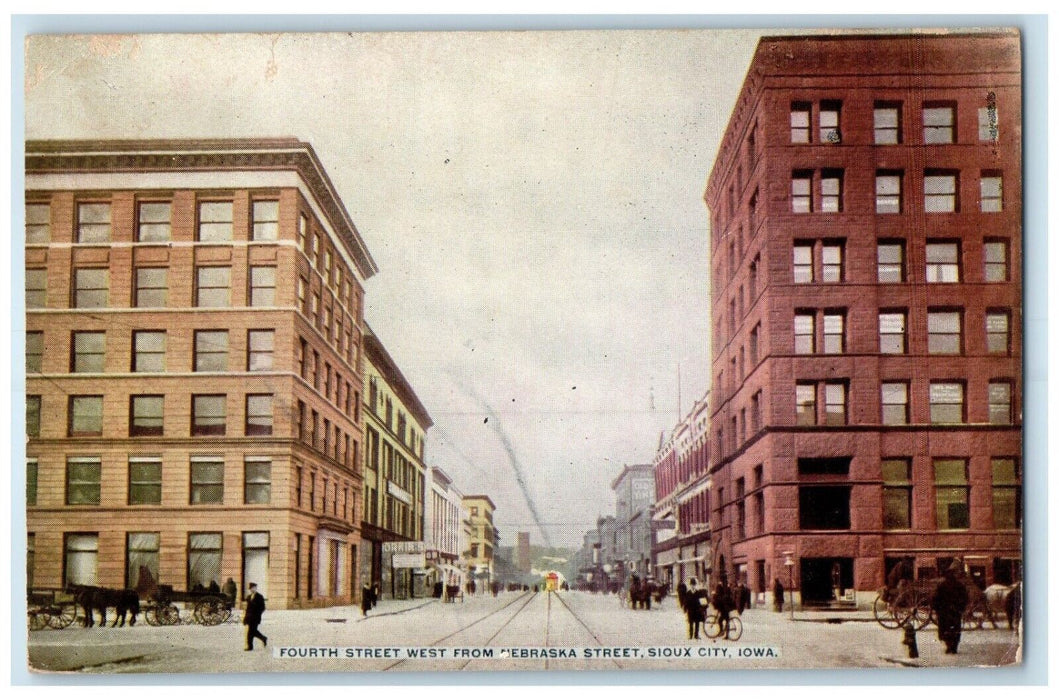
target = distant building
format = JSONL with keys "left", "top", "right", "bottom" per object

{"left": 705, "top": 32, "right": 1022, "bottom": 607}
{"left": 24, "top": 138, "right": 376, "bottom": 608}
{"left": 424, "top": 466, "right": 466, "bottom": 588}
{"left": 652, "top": 393, "right": 711, "bottom": 587}
{"left": 462, "top": 495, "right": 496, "bottom": 587}
{"left": 360, "top": 324, "right": 433, "bottom": 599}
{"left": 516, "top": 531, "right": 532, "bottom": 573}
{"left": 611, "top": 464, "right": 656, "bottom": 579}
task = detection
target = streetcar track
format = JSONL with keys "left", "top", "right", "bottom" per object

{"left": 457, "top": 592, "right": 540, "bottom": 670}
{"left": 381, "top": 591, "right": 535, "bottom": 671}
{"left": 552, "top": 591, "right": 623, "bottom": 670}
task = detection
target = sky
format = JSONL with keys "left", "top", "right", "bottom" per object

{"left": 23, "top": 28, "right": 769, "bottom": 548}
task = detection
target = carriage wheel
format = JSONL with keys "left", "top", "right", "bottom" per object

{"left": 46, "top": 603, "right": 77, "bottom": 630}
{"left": 194, "top": 597, "right": 228, "bottom": 626}
{"left": 28, "top": 611, "right": 48, "bottom": 631}
{"left": 144, "top": 606, "right": 162, "bottom": 626}
{"left": 907, "top": 595, "right": 934, "bottom": 630}
{"left": 872, "top": 594, "right": 902, "bottom": 629}
{"left": 963, "top": 599, "right": 989, "bottom": 630}
{"left": 157, "top": 604, "right": 181, "bottom": 626}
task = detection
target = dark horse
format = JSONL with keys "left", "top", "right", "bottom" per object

{"left": 66, "top": 584, "right": 140, "bottom": 628}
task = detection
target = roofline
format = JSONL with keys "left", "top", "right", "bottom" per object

{"left": 463, "top": 494, "right": 497, "bottom": 510}
{"left": 610, "top": 463, "right": 654, "bottom": 490}
{"left": 363, "top": 321, "right": 433, "bottom": 429}
{"left": 25, "top": 137, "right": 379, "bottom": 280}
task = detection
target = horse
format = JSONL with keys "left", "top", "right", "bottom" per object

{"left": 984, "top": 582, "right": 1021, "bottom": 630}
{"left": 67, "top": 584, "right": 140, "bottom": 628}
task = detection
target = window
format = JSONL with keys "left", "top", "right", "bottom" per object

{"left": 924, "top": 171, "right": 958, "bottom": 212}
{"left": 26, "top": 269, "right": 47, "bottom": 308}
{"left": 799, "top": 486, "right": 851, "bottom": 530}
{"left": 793, "top": 244, "right": 813, "bottom": 283}
{"left": 26, "top": 203, "right": 50, "bottom": 243}
{"left": 881, "top": 382, "right": 909, "bottom": 425}
{"left": 749, "top": 324, "right": 760, "bottom": 365}
{"left": 132, "top": 331, "right": 166, "bottom": 372}
{"left": 27, "top": 459, "right": 38, "bottom": 505}
{"left": 68, "top": 396, "right": 103, "bottom": 436}
{"left": 198, "top": 201, "right": 233, "bottom": 242}
{"left": 251, "top": 201, "right": 279, "bottom": 241}
{"left": 877, "top": 241, "right": 905, "bottom": 282}
{"left": 311, "top": 292, "right": 321, "bottom": 326}
{"left": 137, "top": 202, "right": 171, "bottom": 242}
{"left": 822, "top": 243, "right": 843, "bottom": 282}
{"left": 875, "top": 172, "right": 902, "bottom": 213}
{"left": 66, "top": 457, "right": 101, "bottom": 505}
{"left": 820, "top": 170, "right": 842, "bottom": 212}
{"left": 934, "top": 459, "right": 969, "bottom": 529}
{"left": 928, "top": 310, "right": 962, "bottom": 354}
{"left": 195, "top": 267, "right": 231, "bottom": 307}
{"left": 879, "top": 312, "right": 907, "bottom": 354}
{"left": 925, "top": 242, "right": 960, "bottom": 282}
{"left": 980, "top": 173, "right": 1003, "bottom": 212}
{"left": 298, "top": 277, "right": 308, "bottom": 316}
{"left": 190, "top": 457, "right": 224, "bottom": 504}
{"left": 823, "top": 313, "right": 844, "bottom": 353}
{"left": 988, "top": 381, "right": 1012, "bottom": 424}
{"left": 819, "top": 101, "right": 841, "bottom": 143}
{"left": 930, "top": 382, "right": 964, "bottom": 424}
{"left": 791, "top": 171, "right": 812, "bottom": 212}
{"left": 77, "top": 203, "right": 111, "bottom": 243}
{"left": 992, "top": 458, "right": 1021, "bottom": 529}
{"left": 794, "top": 313, "right": 814, "bottom": 354}
{"left": 248, "top": 330, "right": 274, "bottom": 371}
{"left": 26, "top": 331, "right": 43, "bottom": 373}
{"left": 823, "top": 383, "right": 846, "bottom": 426}
{"left": 64, "top": 534, "right": 99, "bottom": 586}
{"left": 790, "top": 102, "right": 811, "bottom": 143}
{"left": 192, "top": 395, "right": 226, "bottom": 436}
{"left": 249, "top": 266, "right": 276, "bottom": 306}
{"left": 986, "top": 311, "right": 1010, "bottom": 354}
{"left": 244, "top": 458, "right": 272, "bottom": 505}
{"left": 979, "top": 103, "right": 999, "bottom": 141}
{"left": 310, "top": 233, "right": 321, "bottom": 267}
{"left": 72, "top": 331, "right": 105, "bottom": 373}
{"left": 73, "top": 268, "right": 108, "bottom": 308}
{"left": 188, "top": 533, "right": 222, "bottom": 588}
{"left": 243, "top": 533, "right": 270, "bottom": 598}
{"left": 128, "top": 457, "right": 162, "bottom": 505}
{"left": 126, "top": 533, "right": 160, "bottom": 589}
{"left": 130, "top": 395, "right": 164, "bottom": 436}
{"left": 135, "top": 268, "right": 168, "bottom": 307}
{"left": 882, "top": 459, "right": 912, "bottom": 529}
{"left": 26, "top": 395, "right": 41, "bottom": 437}
{"left": 298, "top": 213, "right": 308, "bottom": 251}
{"left": 984, "top": 240, "right": 1009, "bottom": 282}
{"left": 874, "top": 103, "right": 901, "bottom": 144}
{"left": 194, "top": 330, "right": 229, "bottom": 372}
{"left": 245, "top": 394, "right": 274, "bottom": 436}
{"left": 923, "top": 103, "right": 955, "bottom": 144}
{"left": 796, "top": 383, "right": 816, "bottom": 426}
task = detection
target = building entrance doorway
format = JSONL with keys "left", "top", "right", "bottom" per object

{"left": 801, "top": 557, "right": 853, "bottom": 605}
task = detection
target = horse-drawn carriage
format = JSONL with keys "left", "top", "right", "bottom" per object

{"left": 142, "top": 584, "right": 234, "bottom": 626}
{"left": 27, "top": 582, "right": 236, "bottom": 630}
{"left": 27, "top": 588, "right": 78, "bottom": 630}
{"left": 872, "top": 578, "right": 1006, "bottom": 631}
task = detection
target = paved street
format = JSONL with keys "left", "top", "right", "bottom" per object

{"left": 26, "top": 590, "right": 1020, "bottom": 675}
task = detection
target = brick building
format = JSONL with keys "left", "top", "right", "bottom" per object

{"left": 704, "top": 33, "right": 1022, "bottom": 607}
{"left": 651, "top": 393, "right": 712, "bottom": 588}
{"left": 360, "top": 323, "right": 433, "bottom": 599}
{"left": 462, "top": 495, "right": 496, "bottom": 588}
{"left": 25, "top": 138, "right": 376, "bottom": 608}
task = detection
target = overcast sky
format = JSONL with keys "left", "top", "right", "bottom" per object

{"left": 25, "top": 29, "right": 769, "bottom": 548}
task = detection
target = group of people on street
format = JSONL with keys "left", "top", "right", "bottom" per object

{"left": 676, "top": 578, "right": 739, "bottom": 640}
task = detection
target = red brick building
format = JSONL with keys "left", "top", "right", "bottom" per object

{"left": 25, "top": 139, "right": 376, "bottom": 608}
{"left": 704, "top": 33, "right": 1022, "bottom": 607}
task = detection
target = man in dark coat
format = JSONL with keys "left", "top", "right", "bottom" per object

{"left": 361, "top": 584, "right": 374, "bottom": 616}
{"left": 932, "top": 566, "right": 969, "bottom": 654}
{"left": 684, "top": 578, "right": 706, "bottom": 640}
{"left": 713, "top": 581, "right": 735, "bottom": 639}
{"left": 243, "top": 583, "right": 267, "bottom": 651}
{"left": 773, "top": 578, "right": 785, "bottom": 613}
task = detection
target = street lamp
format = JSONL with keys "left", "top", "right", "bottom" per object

{"left": 783, "top": 552, "right": 795, "bottom": 621}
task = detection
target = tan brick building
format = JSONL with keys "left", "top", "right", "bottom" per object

{"left": 462, "top": 495, "right": 496, "bottom": 589}
{"left": 25, "top": 138, "right": 377, "bottom": 609}
{"left": 704, "top": 33, "right": 1022, "bottom": 606}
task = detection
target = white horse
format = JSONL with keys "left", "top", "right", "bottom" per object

{"left": 983, "top": 583, "right": 1020, "bottom": 629}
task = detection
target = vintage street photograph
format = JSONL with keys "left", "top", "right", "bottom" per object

{"left": 20, "top": 24, "right": 1025, "bottom": 675}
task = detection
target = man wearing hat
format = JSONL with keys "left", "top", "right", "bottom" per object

{"left": 243, "top": 582, "right": 268, "bottom": 651}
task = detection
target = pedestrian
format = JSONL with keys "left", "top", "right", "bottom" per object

{"left": 1005, "top": 581, "right": 1022, "bottom": 631}
{"left": 773, "top": 578, "right": 785, "bottom": 613}
{"left": 932, "top": 564, "right": 970, "bottom": 654}
{"left": 361, "top": 583, "right": 373, "bottom": 616}
{"left": 713, "top": 580, "right": 734, "bottom": 639}
{"left": 684, "top": 578, "right": 706, "bottom": 640}
{"left": 371, "top": 582, "right": 380, "bottom": 608}
{"left": 677, "top": 581, "right": 688, "bottom": 612}
{"left": 737, "top": 580, "right": 750, "bottom": 615}
{"left": 886, "top": 559, "right": 914, "bottom": 601}
{"left": 242, "top": 582, "right": 267, "bottom": 651}
{"left": 221, "top": 577, "right": 237, "bottom": 604}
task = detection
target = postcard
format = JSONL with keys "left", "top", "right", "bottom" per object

{"left": 21, "top": 26, "right": 1022, "bottom": 674}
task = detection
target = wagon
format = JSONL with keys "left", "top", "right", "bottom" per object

{"left": 143, "top": 584, "right": 234, "bottom": 626}
{"left": 873, "top": 579, "right": 994, "bottom": 631}
{"left": 27, "top": 588, "right": 78, "bottom": 630}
